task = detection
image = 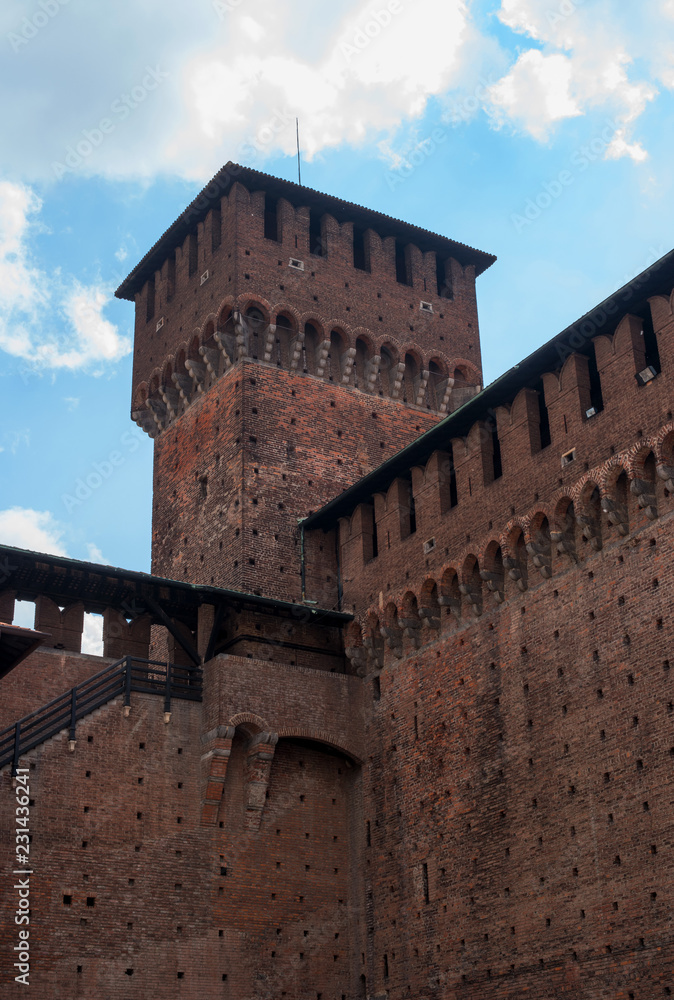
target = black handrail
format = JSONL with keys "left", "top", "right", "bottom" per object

{"left": 0, "top": 656, "right": 202, "bottom": 774}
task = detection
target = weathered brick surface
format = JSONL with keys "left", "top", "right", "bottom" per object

{"left": 150, "top": 359, "right": 439, "bottom": 603}
{"left": 1, "top": 171, "right": 673, "bottom": 1000}
{"left": 358, "top": 510, "right": 674, "bottom": 997}
{"left": 0, "top": 656, "right": 366, "bottom": 999}
{"left": 130, "top": 180, "right": 483, "bottom": 406}
{"left": 333, "top": 307, "right": 673, "bottom": 616}
{"left": 0, "top": 648, "right": 114, "bottom": 730}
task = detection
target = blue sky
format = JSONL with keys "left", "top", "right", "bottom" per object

{"left": 1, "top": 0, "right": 674, "bottom": 587}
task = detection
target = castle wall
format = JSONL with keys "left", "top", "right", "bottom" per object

{"left": 358, "top": 507, "right": 674, "bottom": 998}
{"left": 317, "top": 293, "right": 674, "bottom": 997}
{"left": 0, "top": 653, "right": 368, "bottom": 999}
{"left": 5, "top": 168, "right": 671, "bottom": 999}
{"left": 151, "top": 360, "right": 439, "bottom": 602}
{"left": 0, "top": 648, "right": 114, "bottom": 730}
{"left": 130, "top": 181, "right": 483, "bottom": 409}
{"left": 335, "top": 300, "right": 674, "bottom": 614}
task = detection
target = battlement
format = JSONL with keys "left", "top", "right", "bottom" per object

{"left": 303, "top": 257, "right": 674, "bottom": 659}
{"left": 117, "top": 165, "right": 493, "bottom": 431}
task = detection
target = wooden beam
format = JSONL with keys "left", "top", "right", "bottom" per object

{"left": 205, "top": 602, "right": 226, "bottom": 663}
{"left": 143, "top": 594, "right": 201, "bottom": 667}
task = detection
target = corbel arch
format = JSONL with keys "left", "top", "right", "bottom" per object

{"left": 600, "top": 461, "right": 631, "bottom": 538}
{"left": 480, "top": 541, "right": 505, "bottom": 604}
{"left": 551, "top": 495, "right": 578, "bottom": 566}
{"left": 460, "top": 554, "right": 483, "bottom": 617}
{"left": 439, "top": 566, "right": 461, "bottom": 624}
{"left": 503, "top": 522, "right": 528, "bottom": 593}
{"left": 575, "top": 478, "right": 603, "bottom": 552}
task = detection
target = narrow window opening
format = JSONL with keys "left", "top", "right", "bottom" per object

{"left": 641, "top": 311, "right": 661, "bottom": 373}
{"left": 535, "top": 379, "right": 551, "bottom": 449}
{"left": 353, "top": 226, "right": 369, "bottom": 271}
{"left": 264, "top": 194, "right": 279, "bottom": 242}
{"left": 436, "top": 256, "right": 452, "bottom": 298}
{"left": 422, "top": 862, "right": 429, "bottom": 903}
{"left": 146, "top": 276, "right": 155, "bottom": 323}
{"left": 167, "top": 254, "right": 176, "bottom": 301}
{"left": 310, "top": 211, "right": 325, "bottom": 256}
{"left": 406, "top": 479, "right": 417, "bottom": 535}
{"left": 82, "top": 612, "right": 104, "bottom": 656}
{"left": 446, "top": 443, "right": 458, "bottom": 509}
{"left": 395, "top": 241, "right": 411, "bottom": 285}
{"left": 188, "top": 232, "right": 198, "bottom": 276}
{"left": 587, "top": 343, "right": 604, "bottom": 413}
{"left": 490, "top": 419, "right": 503, "bottom": 481}
{"left": 383, "top": 954, "right": 389, "bottom": 979}
{"left": 369, "top": 502, "right": 379, "bottom": 559}
{"left": 373, "top": 676, "right": 381, "bottom": 701}
{"left": 211, "top": 206, "right": 222, "bottom": 252}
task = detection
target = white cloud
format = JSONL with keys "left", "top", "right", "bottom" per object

{"left": 240, "top": 15, "right": 265, "bottom": 43}
{"left": 81, "top": 613, "right": 104, "bottom": 656}
{"left": 489, "top": 0, "right": 659, "bottom": 161}
{"left": 86, "top": 543, "right": 110, "bottom": 565}
{"left": 64, "top": 397, "right": 80, "bottom": 411}
{"left": 0, "top": 429, "right": 30, "bottom": 454}
{"left": 498, "top": 0, "right": 558, "bottom": 41}
{"left": 0, "top": 508, "right": 67, "bottom": 556}
{"left": 0, "top": 0, "right": 476, "bottom": 182}
{"left": 53, "top": 283, "right": 130, "bottom": 371}
{"left": 0, "top": 181, "right": 48, "bottom": 356}
{"left": 0, "top": 0, "right": 667, "bottom": 182}
{"left": 489, "top": 50, "right": 580, "bottom": 140}
{"left": 604, "top": 130, "right": 648, "bottom": 163}
{"left": 114, "top": 246, "right": 128, "bottom": 262}
{"left": 173, "top": 0, "right": 473, "bottom": 177}
{"left": 0, "top": 181, "right": 130, "bottom": 372}
{"left": 0, "top": 511, "right": 111, "bottom": 646}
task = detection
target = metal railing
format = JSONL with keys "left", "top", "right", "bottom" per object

{"left": 0, "top": 656, "right": 202, "bottom": 774}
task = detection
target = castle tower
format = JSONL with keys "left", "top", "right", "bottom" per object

{"left": 1, "top": 166, "right": 673, "bottom": 1000}
{"left": 115, "top": 163, "right": 495, "bottom": 604}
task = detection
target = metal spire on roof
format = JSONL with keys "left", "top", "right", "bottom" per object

{"left": 296, "top": 118, "right": 302, "bottom": 186}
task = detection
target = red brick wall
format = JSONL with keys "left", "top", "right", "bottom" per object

{"left": 0, "top": 654, "right": 368, "bottom": 999}
{"left": 359, "top": 507, "right": 674, "bottom": 998}
{"left": 0, "top": 648, "right": 112, "bottom": 730}
{"left": 130, "top": 180, "right": 484, "bottom": 407}
{"left": 336, "top": 305, "right": 674, "bottom": 613}
{"left": 5, "top": 171, "right": 672, "bottom": 1000}
{"left": 202, "top": 654, "right": 365, "bottom": 759}
{"left": 325, "top": 298, "right": 674, "bottom": 998}
{"left": 150, "top": 359, "right": 439, "bottom": 603}
{"left": 216, "top": 734, "right": 362, "bottom": 998}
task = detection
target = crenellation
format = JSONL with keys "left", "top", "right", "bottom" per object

{"left": 347, "top": 418, "right": 674, "bottom": 646}
{"left": 34, "top": 597, "right": 84, "bottom": 653}
{"left": 1, "top": 166, "right": 672, "bottom": 1000}
{"left": 0, "top": 590, "right": 15, "bottom": 625}
{"left": 421, "top": 248, "right": 438, "bottom": 298}
{"left": 276, "top": 195, "right": 295, "bottom": 248}
{"left": 103, "top": 610, "right": 152, "bottom": 660}
{"left": 648, "top": 291, "right": 674, "bottom": 333}
{"left": 405, "top": 242, "right": 423, "bottom": 290}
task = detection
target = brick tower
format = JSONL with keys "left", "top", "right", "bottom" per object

{"left": 115, "top": 163, "right": 495, "bottom": 604}
{"left": 2, "top": 165, "right": 672, "bottom": 1000}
